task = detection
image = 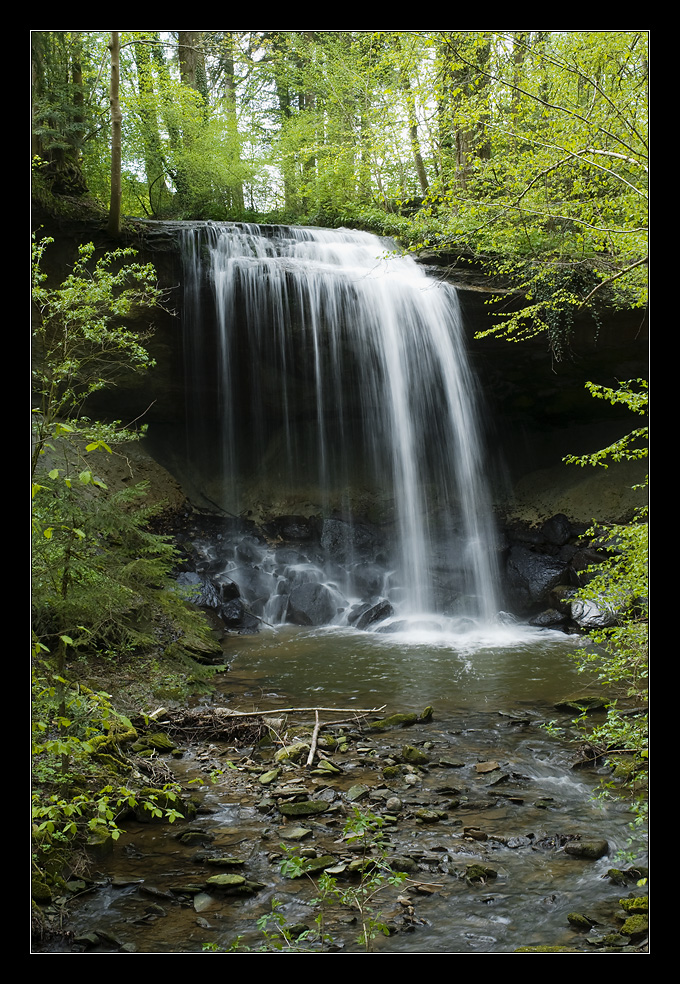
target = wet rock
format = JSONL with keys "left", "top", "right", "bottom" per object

{"left": 355, "top": 599, "right": 394, "bottom": 630}
{"left": 569, "top": 597, "right": 618, "bottom": 630}
{"left": 401, "top": 745, "right": 430, "bottom": 765}
{"left": 278, "top": 800, "right": 329, "bottom": 817}
{"left": 415, "top": 808, "right": 448, "bottom": 823}
{"left": 204, "top": 857, "right": 246, "bottom": 868}
{"left": 529, "top": 608, "right": 569, "bottom": 628}
{"left": 464, "top": 863, "right": 497, "bottom": 884}
{"left": 438, "top": 755, "right": 465, "bottom": 768}
{"left": 506, "top": 544, "right": 569, "bottom": 611}
{"left": 205, "top": 873, "right": 247, "bottom": 891}
{"left": 351, "top": 562, "right": 388, "bottom": 600}
{"left": 275, "top": 742, "right": 310, "bottom": 763}
{"left": 279, "top": 826, "right": 314, "bottom": 842}
{"left": 541, "top": 513, "right": 573, "bottom": 546}
{"left": 320, "top": 518, "right": 382, "bottom": 563}
{"left": 567, "top": 911, "right": 596, "bottom": 929}
{"left": 235, "top": 536, "right": 266, "bottom": 564}
{"left": 287, "top": 581, "right": 345, "bottom": 625}
{"left": 564, "top": 838, "right": 609, "bottom": 860}
{"left": 368, "top": 712, "right": 418, "bottom": 731}
{"left": 235, "top": 567, "right": 277, "bottom": 612}
{"left": 619, "top": 895, "right": 648, "bottom": 915}
{"left": 620, "top": 913, "right": 648, "bottom": 938}
{"left": 475, "top": 760, "right": 500, "bottom": 774}
{"left": 220, "top": 597, "right": 260, "bottom": 632}
{"left": 346, "top": 784, "right": 370, "bottom": 802}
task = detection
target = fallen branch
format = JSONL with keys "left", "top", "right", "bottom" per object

{"left": 209, "top": 704, "right": 387, "bottom": 718}
{"left": 307, "top": 709, "right": 321, "bottom": 767}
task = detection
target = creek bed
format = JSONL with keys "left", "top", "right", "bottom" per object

{"left": 63, "top": 622, "right": 647, "bottom": 954}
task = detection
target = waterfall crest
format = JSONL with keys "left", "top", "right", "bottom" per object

{"left": 180, "top": 222, "right": 500, "bottom": 627}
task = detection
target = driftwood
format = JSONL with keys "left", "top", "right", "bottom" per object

{"left": 151, "top": 704, "right": 387, "bottom": 750}
{"left": 158, "top": 707, "right": 269, "bottom": 744}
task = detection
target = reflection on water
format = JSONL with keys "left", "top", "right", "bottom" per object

{"left": 222, "top": 622, "right": 587, "bottom": 716}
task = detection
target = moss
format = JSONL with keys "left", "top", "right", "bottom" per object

{"left": 620, "top": 913, "right": 648, "bottom": 937}
{"left": 619, "top": 895, "right": 648, "bottom": 914}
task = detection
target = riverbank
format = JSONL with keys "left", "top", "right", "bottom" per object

{"left": 32, "top": 625, "right": 648, "bottom": 954}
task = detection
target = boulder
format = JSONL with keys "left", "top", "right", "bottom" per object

{"left": 287, "top": 581, "right": 345, "bottom": 625}
{"left": 506, "top": 544, "right": 569, "bottom": 611}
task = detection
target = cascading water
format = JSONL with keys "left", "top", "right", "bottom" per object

{"left": 180, "top": 222, "right": 501, "bottom": 628}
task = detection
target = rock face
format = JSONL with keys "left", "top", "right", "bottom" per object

{"left": 33, "top": 218, "right": 647, "bottom": 635}
{"left": 33, "top": 217, "right": 647, "bottom": 530}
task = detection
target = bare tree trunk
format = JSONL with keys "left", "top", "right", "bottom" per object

{"left": 107, "top": 31, "right": 122, "bottom": 237}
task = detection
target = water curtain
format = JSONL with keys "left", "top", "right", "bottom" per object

{"left": 181, "top": 222, "right": 500, "bottom": 624}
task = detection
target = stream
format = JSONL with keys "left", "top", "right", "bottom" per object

{"left": 63, "top": 621, "right": 647, "bottom": 954}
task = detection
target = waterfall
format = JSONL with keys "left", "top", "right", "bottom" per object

{"left": 180, "top": 222, "right": 501, "bottom": 627}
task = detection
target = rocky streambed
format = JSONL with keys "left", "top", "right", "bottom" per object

{"left": 41, "top": 689, "right": 648, "bottom": 954}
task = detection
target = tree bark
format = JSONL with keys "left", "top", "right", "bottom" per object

{"left": 107, "top": 31, "right": 122, "bottom": 237}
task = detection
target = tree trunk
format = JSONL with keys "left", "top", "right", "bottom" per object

{"left": 107, "top": 31, "right": 122, "bottom": 237}
{"left": 133, "top": 34, "right": 172, "bottom": 216}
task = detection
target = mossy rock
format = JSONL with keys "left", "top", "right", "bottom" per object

{"left": 567, "top": 911, "right": 595, "bottom": 929}
{"left": 206, "top": 873, "right": 247, "bottom": 891}
{"left": 258, "top": 769, "right": 280, "bottom": 785}
{"left": 90, "top": 751, "right": 132, "bottom": 773}
{"left": 312, "top": 758, "right": 342, "bottom": 775}
{"left": 278, "top": 800, "right": 328, "bottom": 817}
{"left": 205, "top": 856, "right": 247, "bottom": 868}
{"left": 554, "top": 696, "right": 609, "bottom": 714}
{"left": 133, "top": 786, "right": 186, "bottom": 823}
{"left": 367, "top": 713, "right": 419, "bottom": 732}
{"left": 619, "top": 895, "right": 648, "bottom": 914}
{"left": 179, "top": 830, "right": 215, "bottom": 846}
{"left": 415, "top": 808, "right": 448, "bottom": 823}
{"left": 382, "top": 765, "right": 403, "bottom": 780}
{"left": 620, "top": 913, "right": 648, "bottom": 937}
{"left": 275, "top": 742, "right": 310, "bottom": 763}
{"left": 289, "top": 855, "right": 338, "bottom": 877}
{"left": 401, "top": 745, "right": 430, "bottom": 765}
{"left": 367, "top": 707, "right": 433, "bottom": 732}
{"left": 32, "top": 877, "right": 52, "bottom": 903}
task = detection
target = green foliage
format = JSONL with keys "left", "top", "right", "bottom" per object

{"left": 564, "top": 379, "right": 648, "bottom": 809}
{"left": 31, "top": 654, "right": 184, "bottom": 869}
{"left": 32, "top": 29, "right": 648, "bottom": 308}
{"left": 31, "top": 236, "right": 189, "bottom": 657}
{"left": 563, "top": 379, "right": 648, "bottom": 468}
{"left": 31, "top": 238, "right": 215, "bottom": 890}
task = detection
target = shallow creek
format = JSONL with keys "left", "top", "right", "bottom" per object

{"left": 66, "top": 622, "right": 647, "bottom": 954}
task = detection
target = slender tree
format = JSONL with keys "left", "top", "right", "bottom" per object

{"left": 107, "top": 31, "right": 122, "bottom": 236}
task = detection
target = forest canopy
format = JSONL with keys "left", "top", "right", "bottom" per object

{"left": 31, "top": 30, "right": 648, "bottom": 323}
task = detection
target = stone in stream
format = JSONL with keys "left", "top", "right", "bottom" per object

{"left": 564, "top": 838, "right": 609, "bottom": 860}
{"left": 278, "top": 800, "right": 329, "bottom": 817}
{"left": 401, "top": 745, "right": 430, "bottom": 765}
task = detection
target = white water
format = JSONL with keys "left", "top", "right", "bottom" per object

{"left": 181, "top": 223, "right": 501, "bottom": 624}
